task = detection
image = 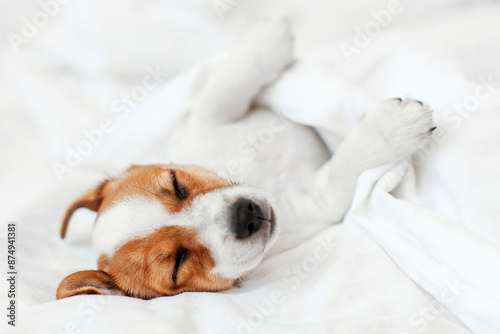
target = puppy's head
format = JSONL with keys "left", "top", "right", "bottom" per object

{"left": 57, "top": 164, "right": 278, "bottom": 299}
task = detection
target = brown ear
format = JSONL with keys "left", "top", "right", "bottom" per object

{"left": 56, "top": 270, "right": 125, "bottom": 299}
{"left": 60, "top": 180, "right": 110, "bottom": 238}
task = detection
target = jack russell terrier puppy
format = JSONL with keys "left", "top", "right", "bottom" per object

{"left": 57, "top": 20, "right": 435, "bottom": 300}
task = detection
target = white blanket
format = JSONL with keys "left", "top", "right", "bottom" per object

{"left": 1, "top": 0, "right": 500, "bottom": 333}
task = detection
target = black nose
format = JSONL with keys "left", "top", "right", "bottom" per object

{"left": 231, "top": 199, "right": 264, "bottom": 239}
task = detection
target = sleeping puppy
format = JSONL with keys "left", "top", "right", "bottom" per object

{"left": 57, "top": 20, "right": 435, "bottom": 299}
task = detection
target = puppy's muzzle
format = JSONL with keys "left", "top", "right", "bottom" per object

{"left": 231, "top": 199, "right": 264, "bottom": 239}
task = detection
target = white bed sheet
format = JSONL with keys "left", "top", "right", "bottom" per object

{"left": 1, "top": 0, "right": 500, "bottom": 333}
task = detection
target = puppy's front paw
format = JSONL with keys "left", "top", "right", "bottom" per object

{"left": 364, "top": 98, "right": 435, "bottom": 159}
{"left": 236, "top": 19, "right": 294, "bottom": 82}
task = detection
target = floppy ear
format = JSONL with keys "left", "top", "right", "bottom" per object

{"left": 56, "top": 270, "right": 125, "bottom": 299}
{"left": 60, "top": 179, "right": 110, "bottom": 238}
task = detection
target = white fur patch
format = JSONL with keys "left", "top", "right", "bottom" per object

{"left": 92, "top": 197, "right": 172, "bottom": 258}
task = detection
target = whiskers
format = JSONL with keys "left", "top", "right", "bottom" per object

{"left": 226, "top": 170, "right": 239, "bottom": 186}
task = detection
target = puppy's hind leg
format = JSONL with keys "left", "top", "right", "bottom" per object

{"left": 292, "top": 98, "right": 436, "bottom": 224}
{"left": 191, "top": 20, "right": 294, "bottom": 124}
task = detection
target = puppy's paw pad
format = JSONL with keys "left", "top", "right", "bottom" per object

{"left": 366, "top": 98, "right": 435, "bottom": 157}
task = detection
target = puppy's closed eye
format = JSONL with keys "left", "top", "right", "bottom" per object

{"left": 170, "top": 171, "right": 188, "bottom": 200}
{"left": 157, "top": 170, "right": 188, "bottom": 199}
{"left": 175, "top": 248, "right": 189, "bottom": 269}
{"left": 172, "top": 248, "right": 189, "bottom": 283}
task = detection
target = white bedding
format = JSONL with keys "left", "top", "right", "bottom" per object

{"left": 1, "top": 0, "right": 500, "bottom": 333}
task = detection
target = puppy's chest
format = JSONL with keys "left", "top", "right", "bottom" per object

{"left": 171, "top": 109, "right": 330, "bottom": 201}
